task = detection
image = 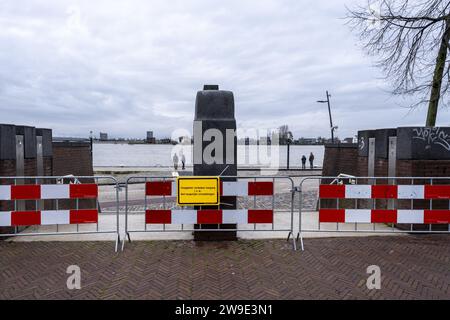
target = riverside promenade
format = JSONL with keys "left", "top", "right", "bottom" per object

{"left": 1, "top": 235, "right": 450, "bottom": 299}
{"left": 2, "top": 169, "right": 450, "bottom": 300}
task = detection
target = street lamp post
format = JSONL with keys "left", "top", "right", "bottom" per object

{"left": 317, "top": 90, "right": 336, "bottom": 144}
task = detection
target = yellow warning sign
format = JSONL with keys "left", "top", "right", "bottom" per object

{"left": 177, "top": 176, "right": 220, "bottom": 206}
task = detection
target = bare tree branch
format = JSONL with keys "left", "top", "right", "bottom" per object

{"left": 346, "top": 0, "right": 450, "bottom": 124}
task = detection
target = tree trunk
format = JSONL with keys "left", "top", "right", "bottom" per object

{"left": 426, "top": 19, "right": 450, "bottom": 127}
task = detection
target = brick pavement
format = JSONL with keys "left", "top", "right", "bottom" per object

{"left": 1, "top": 235, "right": 449, "bottom": 299}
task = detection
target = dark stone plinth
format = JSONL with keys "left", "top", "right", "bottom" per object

{"left": 36, "top": 128, "right": 53, "bottom": 157}
{"left": 0, "top": 124, "right": 16, "bottom": 160}
{"left": 357, "top": 130, "right": 375, "bottom": 157}
{"left": 397, "top": 127, "right": 450, "bottom": 160}
{"left": 375, "top": 128, "right": 397, "bottom": 159}
{"left": 15, "top": 125, "right": 36, "bottom": 159}
{"left": 193, "top": 85, "right": 237, "bottom": 241}
{"left": 194, "top": 90, "right": 235, "bottom": 121}
{"left": 193, "top": 120, "right": 237, "bottom": 177}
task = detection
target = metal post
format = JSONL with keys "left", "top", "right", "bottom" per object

{"left": 317, "top": 91, "right": 335, "bottom": 144}
{"left": 287, "top": 143, "right": 290, "bottom": 170}
{"left": 326, "top": 91, "right": 334, "bottom": 144}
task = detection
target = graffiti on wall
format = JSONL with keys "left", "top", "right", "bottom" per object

{"left": 412, "top": 127, "right": 450, "bottom": 152}
{"left": 359, "top": 137, "right": 365, "bottom": 150}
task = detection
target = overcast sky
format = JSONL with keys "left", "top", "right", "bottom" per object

{"left": 0, "top": 0, "right": 449, "bottom": 140}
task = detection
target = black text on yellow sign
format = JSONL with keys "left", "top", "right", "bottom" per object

{"left": 177, "top": 176, "right": 220, "bottom": 206}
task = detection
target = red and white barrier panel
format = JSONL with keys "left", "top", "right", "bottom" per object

{"left": 145, "top": 209, "right": 273, "bottom": 224}
{"left": 319, "top": 209, "right": 450, "bottom": 224}
{"left": 319, "top": 184, "right": 450, "bottom": 199}
{"left": 0, "top": 209, "right": 98, "bottom": 226}
{"left": 0, "top": 184, "right": 98, "bottom": 200}
{"left": 145, "top": 181, "right": 273, "bottom": 196}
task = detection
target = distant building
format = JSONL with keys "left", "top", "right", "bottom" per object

{"left": 99, "top": 132, "right": 108, "bottom": 141}
{"left": 146, "top": 131, "right": 156, "bottom": 144}
{"left": 343, "top": 137, "right": 354, "bottom": 144}
{"left": 325, "top": 138, "right": 340, "bottom": 144}
{"left": 259, "top": 136, "right": 271, "bottom": 145}
{"left": 296, "top": 138, "right": 318, "bottom": 145}
{"left": 158, "top": 138, "right": 174, "bottom": 144}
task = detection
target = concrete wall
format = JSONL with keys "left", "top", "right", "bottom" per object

{"left": 0, "top": 124, "right": 52, "bottom": 234}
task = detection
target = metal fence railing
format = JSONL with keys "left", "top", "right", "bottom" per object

{"left": 0, "top": 176, "right": 120, "bottom": 251}
{"left": 123, "top": 175, "right": 297, "bottom": 250}
{"left": 296, "top": 176, "right": 450, "bottom": 251}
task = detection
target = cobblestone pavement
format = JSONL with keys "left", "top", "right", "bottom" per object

{"left": 1, "top": 235, "right": 449, "bottom": 299}
{"left": 102, "top": 191, "right": 317, "bottom": 213}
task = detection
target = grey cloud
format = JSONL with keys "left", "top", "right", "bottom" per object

{"left": 0, "top": 0, "right": 449, "bottom": 140}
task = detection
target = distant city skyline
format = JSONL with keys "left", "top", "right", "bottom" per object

{"left": 1, "top": 0, "right": 449, "bottom": 139}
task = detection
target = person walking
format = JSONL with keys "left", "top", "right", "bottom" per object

{"left": 180, "top": 152, "right": 186, "bottom": 170}
{"left": 173, "top": 153, "right": 179, "bottom": 171}
{"left": 301, "top": 155, "right": 307, "bottom": 170}
{"left": 309, "top": 152, "right": 314, "bottom": 169}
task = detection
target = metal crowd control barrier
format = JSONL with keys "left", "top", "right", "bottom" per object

{"left": 123, "top": 176, "right": 296, "bottom": 250}
{"left": 296, "top": 176, "right": 450, "bottom": 251}
{"left": 0, "top": 176, "right": 121, "bottom": 251}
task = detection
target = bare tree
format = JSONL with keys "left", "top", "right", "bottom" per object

{"left": 347, "top": 0, "right": 450, "bottom": 126}
{"left": 278, "top": 125, "right": 293, "bottom": 145}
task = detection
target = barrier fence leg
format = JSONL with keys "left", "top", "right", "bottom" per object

{"left": 296, "top": 232, "right": 304, "bottom": 251}
{"left": 296, "top": 185, "right": 304, "bottom": 251}
{"left": 115, "top": 234, "right": 120, "bottom": 253}
{"left": 288, "top": 187, "right": 297, "bottom": 250}
{"left": 286, "top": 231, "right": 292, "bottom": 241}
{"left": 286, "top": 231, "right": 296, "bottom": 250}
{"left": 121, "top": 232, "right": 131, "bottom": 251}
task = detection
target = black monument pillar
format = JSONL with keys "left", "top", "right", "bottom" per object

{"left": 193, "top": 85, "right": 237, "bottom": 241}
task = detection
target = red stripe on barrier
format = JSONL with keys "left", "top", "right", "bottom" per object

{"left": 424, "top": 185, "right": 450, "bottom": 199}
{"left": 319, "top": 209, "right": 345, "bottom": 223}
{"left": 319, "top": 185, "right": 345, "bottom": 198}
{"left": 11, "top": 211, "right": 41, "bottom": 226}
{"left": 248, "top": 210, "right": 273, "bottom": 223}
{"left": 146, "top": 210, "right": 171, "bottom": 224}
{"left": 70, "top": 209, "right": 98, "bottom": 224}
{"left": 197, "top": 210, "right": 222, "bottom": 224}
{"left": 248, "top": 182, "right": 273, "bottom": 196}
{"left": 11, "top": 185, "right": 41, "bottom": 200}
{"left": 70, "top": 184, "right": 98, "bottom": 198}
{"left": 371, "top": 210, "right": 397, "bottom": 223}
{"left": 372, "top": 185, "right": 398, "bottom": 199}
{"left": 424, "top": 210, "right": 450, "bottom": 224}
{"left": 145, "top": 181, "right": 172, "bottom": 196}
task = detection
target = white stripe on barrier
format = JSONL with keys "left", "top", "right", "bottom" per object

{"left": 0, "top": 186, "right": 11, "bottom": 200}
{"left": 345, "top": 185, "right": 371, "bottom": 199}
{"left": 345, "top": 209, "right": 371, "bottom": 223}
{"left": 40, "top": 210, "right": 70, "bottom": 225}
{"left": 41, "top": 185, "right": 70, "bottom": 199}
{"left": 397, "top": 210, "right": 424, "bottom": 223}
{"left": 0, "top": 211, "right": 11, "bottom": 226}
{"left": 222, "top": 209, "right": 248, "bottom": 224}
{"left": 397, "top": 185, "right": 424, "bottom": 199}
{"left": 171, "top": 180, "right": 177, "bottom": 197}
{"left": 171, "top": 210, "right": 197, "bottom": 224}
{"left": 223, "top": 181, "right": 248, "bottom": 196}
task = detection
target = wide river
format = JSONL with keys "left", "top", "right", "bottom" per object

{"left": 93, "top": 143, "right": 324, "bottom": 168}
